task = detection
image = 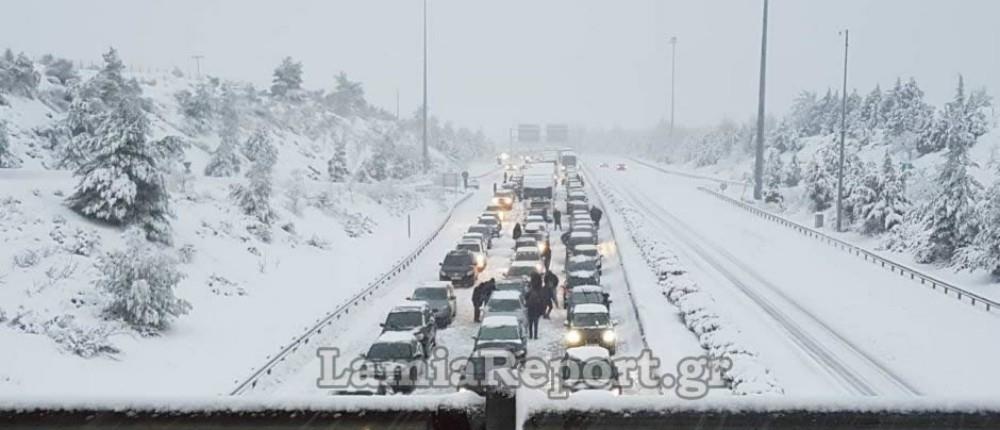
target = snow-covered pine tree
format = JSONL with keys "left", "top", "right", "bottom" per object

{"left": 232, "top": 130, "right": 277, "bottom": 227}
{"left": 204, "top": 86, "right": 241, "bottom": 177}
{"left": 784, "top": 153, "right": 802, "bottom": 187}
{"left": 858, "top": 152, "right": 908, "bottom": 235}
{"left": 859, "top": 85, "right": 883, "bottom": 130}
{"left": 329, "top": 72, "right": 366, "bottom": 116}
{"left": 328, "top": 136, "right": 349, "bottom": 182}
{"left": 270, "top": 56, "right": 303, "bottom": 99}
{"left": 804, "top": 157, "right": 834, "bottom": 211}
{"left": 885, "top": 78, "right": 934, "bottom": 156}
{"left": 45, "top": 58, "right": 78, "bottom": 86}
{"left": 98, "top": 228, "right": 191, "bottom": 333}
{"left": 0, "top": 120, "right": 20, "bottom": 168}
{"left": 916, "top": 76, "right": 984, "bottom": 264}
{"left": 66, "top": 97, "right": 184, "bottom": 244}
{"left": 848, "top": 160, "right": 881, "bottom": 234}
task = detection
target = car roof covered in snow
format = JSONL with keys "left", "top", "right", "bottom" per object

{"left": 490, "top": 290, "right": 523, "bottom": 301}
{"left": 510, "top": 260, "right": 540, "bottom": 268}
{"left": 458, "top": 239, "right": 483, "bottom": 247}
{"left": 516, "top": 237, "right": 538, "bottom": 244}
{"left": 391, "top": 302, "right": 429, "bottom": 312}
{"left": 565, "top": 346, "right": 611, "bottom": 362}
{"left": 571, "top": 285, "right": 605, "bottom": 293}
{"left": 569, "top": 254, "right": 598, "bottom": 263}
{"left": 376, "top": 331, "right": 419, "bottom": 344}
{"left": 417, "top": 281, "right": 452, "bottom": 289}
{"left": 468, "top": 224, "right": 490, "bottom": 230}
{"left": 470, "top": 348, "right": 517, "bottom": 359}
{"left": 525, "top": 222, "right": 546, "bottom": 231}
{"left": 516, "top": 246, "right": 540, "bottom": 254}
{"left": 570, "top": 231, "right": 594, "bottom": 238}
{"left": 481, "top": 315, "right": 520, "bottom": 327}
{"left": 572, "top": 303, "right": 609, "bottom": 314}
{"left": 573, "top": 244, "right": 599, "bottom": 252}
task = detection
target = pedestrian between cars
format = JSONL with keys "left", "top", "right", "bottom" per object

{"left": 553, "top": 208, "right": 562, "bottom": 230}
{"left": 589, "top": 206, "right": 603, "bottom": 229}
{"left": 512, "top": 222, "right": 522, "bottom": 240}
{"left": 471, "top": 278, "right": 496, "bottom": 323}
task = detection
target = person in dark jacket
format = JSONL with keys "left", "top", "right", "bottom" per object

{"left": 543, "top": 271, "right": 560, "bottom": 317}
{"left": 525, "top": 274, "right": 546, "bottom": 339}
{"left": 578, "top": 174, "right": 585, "bottom": 187}
{"left": 552, "top": 208, "right": 562, "bottom": 231}
{"left": 589, "top": 206, "right": 603, "bottom": 229}
{"left": 512, "top": 223, "right": 522, "bottom": 240}
{"left": 471, "top": 278, "right": 496, "bottom": 322}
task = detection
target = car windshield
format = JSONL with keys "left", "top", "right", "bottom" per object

{"left": 567, "top": 260, "right": 597, "bottom": 272}
{"left": 514, "top": 252, "right": 539, "bottom": 261}
{"left": 367, "top": 342, "right": 413, "bottom": 360}
{"left": 572, "top": 312, "right": 609, "bottom": 326}
{"left": 507, "top": 266, "right": 536, "bottom": 277}
{"left": 571, "top": 292, "right": 604, "bottom": 304}
{"left": 413, "top": 288, "right": 447, "bottom": 300}
{"left": 488, "top": 299, "right": 521, "bottom": 313}
{"left": 443, "top": 253, "right": 473, "bottom": 266}
{"left": 385, "top": 312, "right": 423, "bottom": 328}
{"left": 456, "top": 243, "right": 479, "bottom": 253}
{"left": 479, "top": 218, "right": 497, "bottom": 225}
{"left": 478, "top": 325, "right": 519, "bottom": 341}
{"left": 496, "top": 281, "right": 523, "bottom": 292}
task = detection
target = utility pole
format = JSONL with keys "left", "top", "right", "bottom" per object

{"left": 421, "top": 0, "right": 430, "bottom": 170}
{"left": 668, "top": 36, "right": 677, "bottom": 140}
{"left": 395, "top": 88, "right": 400, "bottom": 120}
{"left": 191, "top": 55, "right": 204, "bottom": 79}
{"left": 835, "top": 29, "right": 850, "bottom": 232}
{"left": 752, "top": 0, "right": 769, "bottom": 200}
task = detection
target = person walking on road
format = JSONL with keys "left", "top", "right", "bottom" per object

{"left": 541, "top": 239, "right": 552, "bottom": 271}
{"left": 525, "top": 273, "right": 546, "bottom": 339}
{"left": 589, "top": 206, "right": 603, "bottom": 229}
{"left": 543, "top": 271, "right": 560, "bottom": 318}
{"left": 512, "top": 222, "right": 522, "bottom": 240}
{"left": 552, "top": 208, "right": 562, "bottom": 231}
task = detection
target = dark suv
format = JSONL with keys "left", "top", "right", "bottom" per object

{"left": 439, "top": 249, "right": 478, "bottom": 287}
{"left": 380, "top": 303, "right": 437, "bottom": 355}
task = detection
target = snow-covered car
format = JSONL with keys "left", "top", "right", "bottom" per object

{"left": 567, "top": 244, "right": 602, "bottom": 273}
{"left": 514, "top": 236, "right": 538, "bottom": 251}
{"left": 567, "top": 192, "right": 588, "bottom": 204}
{"left": 567, "top": 200, "right": 589, "bottom": 214}
{"left": 381, "top": 303, "right": 437, "bottom": 355}
{"left": 523, "top": 223, "right": 549, "bottom": 246}
{"left": 473, "top": 316, "right": 527, "bottom": 363}
{"left": 485, "top": 203, "right": 508, "bottom": 221}
{"left": 439, "top": 249, "right": 479, "bottom": 287}
{"left": 559, "top": 346, "right": 622, "bottom": 395}
{"left": 458, "top": 348, "right": 519, "bottom": 395}
{"left": 478, "top": 213, "right": 502, "bottom": 238}
{"left": 565, "top": 255, "right": 602, "bottom": 288}
{"left": 565, "top": 284, "right": 610, "bottom": 319}
{"left": 526, "top": 208, "right": 549, "bottom": 223}
{"left": 492, "top": 191, "right": 515, "bottom": 211}
{"left": 524, "top": 215, "right": 546, "bottom": 226}
{"left": 495, "top": 277, "right": 529, "bottom": 296}
{"left": 360, "top": 332, "right": 427, "bottom": 394}
{"left": 467, "top": 224, "right": 494, "bottom": 248}
{"left": 462, "top": 233, "right": 489, "bottom": 253}
{"left": 505, "top": 260, "right": 544, "bottom": 280}
{"left": 615, "top": 163, "right": 627, "bottom": 171}
{"left": 484, "top": 290, "right": 527, "bottom": 327}
{"left": 599, "top": 162, "right": 610, "bottom": 168}
{"left": 564, "top": 303, "right": 616, "bottom": 354}
{"left": 570, "top": 220, "right": 597, "bottom": 237}
{"left": 455, "top": 240, "right": 487, "bottom": 272}
{"left": 468, "top": 177, "right": 481, "bottom": 189}
{"left": 409, "top": 281, "right": 457, "bottom": 328}
{"left": 513, "top": 246, "right": 541, "bottom": 264}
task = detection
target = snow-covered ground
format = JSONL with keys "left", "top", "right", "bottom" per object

{"left": 587, "top": 155, "right": 1000, "bottom": 398}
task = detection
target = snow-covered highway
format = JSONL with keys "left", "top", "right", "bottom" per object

{"left": 589, "top": 155, "right": 1000, "bottom": 397}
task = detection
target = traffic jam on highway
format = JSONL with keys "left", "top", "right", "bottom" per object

{"left": 356, "top": 150, "right": 625, "bottom": 396}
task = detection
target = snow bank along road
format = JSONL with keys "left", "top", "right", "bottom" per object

{"left": 590, "top": 155, "right": 1000, "bottom": 397}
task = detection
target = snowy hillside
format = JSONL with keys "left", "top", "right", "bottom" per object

{"left": 0, "top": 48, "right": 495, "bottom": 395}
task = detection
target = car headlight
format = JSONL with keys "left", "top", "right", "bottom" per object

{"left": 565, "top": 330, "right": 582, "bottom": 344}
{"left": 602, "top": 330, "right": 616, "bottom": 344}
{"left": 440, "top": 270, "right": 447, "bottom": 277}
{"left": 467, "top": 269, "right": 476, "bottom": 276}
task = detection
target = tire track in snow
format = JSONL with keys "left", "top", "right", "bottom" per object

{"left": 603, "top": 174, "right": 919, "bottom": 397}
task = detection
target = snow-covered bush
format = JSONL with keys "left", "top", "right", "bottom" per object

{"left": 12, "top": 249, "right": 40, "bottom": 268}
{"left": 232, "top": 130, "right": 277, "bottom": 234}
{"left": 43, "top": 315, "right": 120, "bottom": 358}
{"left": 97, "top": 230, "right": 191, "bottom": 334}
{"left": 204, "top": 86, "right": 241, "bottom": 177}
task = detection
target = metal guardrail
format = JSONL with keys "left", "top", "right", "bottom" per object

{"left": 699, "top": 186, "right": 1000, "bottom": 314}
{"left": 229, "top": 191, "right": 476, "bottom": 395}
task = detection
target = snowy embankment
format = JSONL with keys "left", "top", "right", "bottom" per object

{"left": 591, "top": 174, "right": 782, "bottom": 396}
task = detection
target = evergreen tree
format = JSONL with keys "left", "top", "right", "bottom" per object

{"left": 0, "top": 120, "right": 20, "bottom": 168}
{"left": 232, "top": 130, "right": 277, "bottom": 226}
{"left": 204, "top": 86, "right": 241, "bottom": 177}
{"left": 765, "top": 150, "right": 784, "bottom": 190}
{"left": 328, "top": 136, "right": 349, "bottom": 182}
{"left": 885, "top": 78, "right": 934, "bottom": 156}
{"left": 45, "top": 58, "right": 78, "bottom": 85}
{"left": 329, "top": 72, "right": 365, "bottom": 116}
{"left": 859, "top": 85, "right": 883, "bottom": 130}
{"left": 98, "top": 228, "right": 191, "bottom": 333}
{"left": 66, "top": 98, "right": 184, "bottom": 244}
{"left": 804, "top": 157, "right": 834, "bottom": 211}
{"left": 916, "top": 77, "right": 983, "bottom": 263}
{"left": 784, "top": 153, "right": 802, "bottom": 187}
{"left": 63, "top": 47, "right": 139, "bottom": 168}
{"left": 270, "top": 56, "right": 303, "bottom": 98}
{"left": 859, "top": 152, "right": 908, "bottom": 235}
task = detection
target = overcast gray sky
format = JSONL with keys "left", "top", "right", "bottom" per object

{"left": 3, "top": 0, "right": 998, "bottom": 140}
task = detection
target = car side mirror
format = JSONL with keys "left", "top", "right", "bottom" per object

{"left": 358, "top": 353, "right": 366, "bottom": 359}
{"left": 438, "top": 262, "right": 443, "bottom": 266}
{"left": 405, "top": 297, "right": 413, "bottom": 301}
{"left": 379, "top": 323, "right": 385, "bottom": 328}
{"left": 470, "top": 336, "right": 477, "bottom": 341}
{"left": 613, "top": 319, "right": 620, "bottom": 326}
{"left": 563, "top": 321, "right": 570, "bottom": 327}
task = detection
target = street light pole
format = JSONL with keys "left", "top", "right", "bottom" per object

{"left": 835, "top": 29, "right": 850, "bottom": 232}
{"left": 668, "top": 36, "right": 677, "bottom": 141}
{"left": 421, "top": 0, "right": 429, "bottom": 170}
{"left": 753, "top": 0, "right": 769, "bottom": 200}
{"left": 191, "top": 55, "right": 204, "bottom": 79}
